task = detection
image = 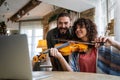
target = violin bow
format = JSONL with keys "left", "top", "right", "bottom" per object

{"left": 42, "top": 39, "right": 104, "bottom": 54}
{"left": 53, "top": 39, "right": 105, "bottom": 46}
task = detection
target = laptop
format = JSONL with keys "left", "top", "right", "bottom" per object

{"left": 0, "top": 34, "right": 51, "bottom": 80}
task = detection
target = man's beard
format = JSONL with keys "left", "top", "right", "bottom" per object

{"left": 59, "top": 27, "right": 69, "bottom": 35}
{"left": 58, "top": 27, "right": 70, "bottom": 38}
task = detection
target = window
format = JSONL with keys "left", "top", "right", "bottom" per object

{"left": 106, "top": 0, "right": 115, "bottom": 36}
{"left": 108, "top": 0, "right": 115, "bottom": 22}
{"left": 20, "top": 21, "right": 43, "bottom": 59}
{"left": 100, "top": 0, "right": 115, "bottom": 36}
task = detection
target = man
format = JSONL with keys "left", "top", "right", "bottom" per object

{"left": 46, "top": 12, "right": 72, "bottom": 71}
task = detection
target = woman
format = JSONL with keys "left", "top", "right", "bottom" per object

{"left": 50, "top": 18, "right": 98, "bottom": 73}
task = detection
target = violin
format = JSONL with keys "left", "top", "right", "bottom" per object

{"left": 54, "top": 42, "right": 88, "bottom": 56}
{"left": 33, "top": 40, "right": 104, "bottom": 62}
{"left": 33, "top": 41, "right": 89, "bottom": 62}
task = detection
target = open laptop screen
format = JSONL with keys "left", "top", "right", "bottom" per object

{"left": 0, "top": 34, "right": 32, "bottom": 80}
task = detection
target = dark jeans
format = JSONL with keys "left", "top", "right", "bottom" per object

{"left": 98, "top": 46, "right": 120, "bottom": 76}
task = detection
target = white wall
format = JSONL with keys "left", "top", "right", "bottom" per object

{"left": 114, "top": 0, "right": 120, "bottom": 42}
{"left": 6, "top": 21, "right": 19, "bottom": 30}
{"left": 95, "top": 0, "right": 107, "bottom": 36}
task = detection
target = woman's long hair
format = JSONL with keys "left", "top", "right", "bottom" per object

{"left": 72, "top": 18, "right": 98, "bottom": 42}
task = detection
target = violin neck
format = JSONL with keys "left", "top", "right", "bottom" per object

{"left": 42, "top": 49, "right": 50, "bottom": 54}
{"left": 55, "top": 42, "right": 70, "bottom": 49}
{"left": 41, "top": 42, "right": 70, "bottom": 54}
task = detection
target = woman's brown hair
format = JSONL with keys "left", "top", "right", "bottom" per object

{"left": 72, "top": 18, "right": 98, "bottom": 42}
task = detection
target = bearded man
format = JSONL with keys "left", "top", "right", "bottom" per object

{"left": 46, "top": 13, "right": 72, "bottom": 71}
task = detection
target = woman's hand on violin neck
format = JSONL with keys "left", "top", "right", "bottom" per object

{"left": 50, "top": 48, "right": 63, "bottom": 58}
{"left": 94, "top": 36, "right": 111, "bottom": 47}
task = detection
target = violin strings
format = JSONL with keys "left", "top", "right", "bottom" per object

{"left": 53, "top": 39, "right": 94, "bottom": 45}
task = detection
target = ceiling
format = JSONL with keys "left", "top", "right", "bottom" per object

{"left": 0, "top": 0, "right": 54, "bottom": 21}
{"left": 40, "top": 0, "right": 96, "bottom": 12}
{"left": 0, "top": 0, "right": 97, "bottom": 22}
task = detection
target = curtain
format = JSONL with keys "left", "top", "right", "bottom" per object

{"left": 20, "top": 21, "right": 43, "bottom": 59}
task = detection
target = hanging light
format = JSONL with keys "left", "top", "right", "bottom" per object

{"left": 17, "top": 14, "right": 21, "bottom": 18}
{"left": 21, "top": 10, "right": 25, "bottom": 15}
{"left": 4, "top": 2, "right": 9, "bottom": 11}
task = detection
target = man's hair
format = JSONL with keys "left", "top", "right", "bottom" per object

{"left": 57, "top": 13, "right": 71, "bottom": 21}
